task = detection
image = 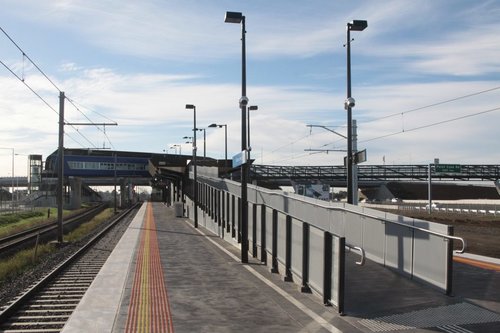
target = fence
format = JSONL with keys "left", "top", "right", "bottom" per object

{"left": 179, "top": 176, "right": 464, "bottom": 312}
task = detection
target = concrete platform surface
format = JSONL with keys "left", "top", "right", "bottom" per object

{"left": 63, "top": 202, "right": 500, "bottom": 332}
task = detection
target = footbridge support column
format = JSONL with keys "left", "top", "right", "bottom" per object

{"left": 69, "top": 177, "right": 82, "bottom": 210}
{"left": 120, "top": 179, "right": 128, "bottom": 208}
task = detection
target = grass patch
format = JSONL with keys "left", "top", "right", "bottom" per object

{"left": 0, "top": 208, "right": 71, "bottom": 239}
{"left": 0, "top": 210, "right": 44, "bottom": 226}
{"left": 0, "top": 243, "right": 56, "bottom": 285}
{"left": 0, "top": 208, "right": 115, "bottom": 287}
{"left": 65, "top": 208, "right": 115, "bottom": 242}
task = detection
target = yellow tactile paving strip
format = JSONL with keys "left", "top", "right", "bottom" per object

{"left": 125, "top": 202, "right": 174, "bottom": 332}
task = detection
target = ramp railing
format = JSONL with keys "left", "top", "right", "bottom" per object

{"left": 180, "top": 176, "right": 462, "bottom": 312}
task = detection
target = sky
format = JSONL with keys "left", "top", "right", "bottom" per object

{"left": 1, "top": 0, "right": 500, "bottom": 178}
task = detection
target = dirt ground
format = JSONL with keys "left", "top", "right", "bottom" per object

{"left": 393, "top": 210, "right": 500, "bottom": 259}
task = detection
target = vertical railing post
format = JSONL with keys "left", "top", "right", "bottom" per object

{"left": 252, "top": 204, "right": 257, "bottom": 257}
{"left": 221, "top": 191, "right": 225, "bottom": 238}
{"left": 237, "top": 198, "right": 242, "bottom": 242}
{"left": 231, "top": 196, "right": 236, "bottom": 238}
{"left": 323, "top": 231, "right": 332, "bottom": 306}
{"left": 446, "top": 225, "right": 454, "bottom": 295}
{"left": 284, "top": 215, "right": 293, "bottom": 282}
{"left": 260, "top": 205, "right": 267, "bottom": 264}
{"left": 301, "top": 223, "right": 312, "bottom": 293}
{"left": 271, "top": 209, "right": 279, "bottom": 274}
{"left": 227, "top": 192, "right": 231, "bottom": 233}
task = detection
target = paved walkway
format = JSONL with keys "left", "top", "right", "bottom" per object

{"left": 63, "top": 202, "right": 500, "bottom": 332}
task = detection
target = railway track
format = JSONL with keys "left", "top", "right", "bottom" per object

{"left": 0, "top": 204, "right": 107, "bottom": 258}
{"left": 0, "top": 203, "right": 140, "bottom": 333}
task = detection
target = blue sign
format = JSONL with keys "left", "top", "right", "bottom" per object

{"left": 232, "top": 151, "right": 247, "bottom": 168}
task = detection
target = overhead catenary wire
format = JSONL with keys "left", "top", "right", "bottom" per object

{"left": 364, "top": 85, "right": 500, "bottom": 124}
{"left": 0, "top": 59, "right": 98, "bottom": 148}
{"left": 0, "top": 26, "right": 115, "bottom": 149}
{"left": 360, "top": 106, "right": 500, "bottom": 144}
{"left": 267, "top": 87, "right": 500, "bottom": 164}
{"left": 1, "top": 26, "right": 62, "bottom": 93}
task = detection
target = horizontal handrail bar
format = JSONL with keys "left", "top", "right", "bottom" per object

{"left": 200, "top": 176, "right": 467, "bottom": 254}
{"left": 346, "top": 244, "right": 365, "bottom": 265}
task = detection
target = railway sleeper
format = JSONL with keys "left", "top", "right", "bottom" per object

{"left": 24, "top": 303, "right": 78, "bottom": 309}
{"left": 36, "top": 292, "right": 85, "bottom": 297}
{"left": 31, "top": 298, "right": 82, "bottom": 304}
{"left": 44, "top": 283, "right": 90, "bottom": 288}
{"left": 10, "top": 315, "right": 70, "bottom": 320}
{"left": 2, "top": 321, "right": 66, "bottom": 327}
{"left": 2, "top": 328, "right": 61, "bottom": 333}
{"left": 20, "top": 309, "right": 73, "bottom": 314}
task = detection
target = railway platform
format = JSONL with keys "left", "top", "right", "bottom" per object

{"left": 62, "top": 202, "right": 500, "bottom": 332}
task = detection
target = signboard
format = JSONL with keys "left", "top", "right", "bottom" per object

{"left": 344, "top": 149, "right": 367, "bottom": 166}
{"left": 232, "top": 150, "right": 248, "bottom": 168}
{"left": 293, "top": 182, "right": 330, "bottom": 201}
{"left": 435, "top": 164, "right": 461, "bottom": 173}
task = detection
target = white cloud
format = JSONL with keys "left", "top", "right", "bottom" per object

{"left": 1, "top": 0, "right": 500, "bottom": 178}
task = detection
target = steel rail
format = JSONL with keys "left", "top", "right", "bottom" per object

{"left": 0, "top": 203, "right": 139, "bottom": 324}
{"left": 0, "top": 204, "right": 106, "bottom": 255}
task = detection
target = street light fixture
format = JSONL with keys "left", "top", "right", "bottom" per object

{"left": 345, "top": 19, "right": 367, "bottom": 205}
{"left": 185, "top": 104, "right": 198, "bottom": 228}
{"left": 170, "top": 144, "right": 182, "bottom": 155}
{"left": 225, "top": 10, "right": 249, "bottom": 263}
{"left": 196, "top": 128, "right": 206, "bottom": 158}
{"left": 208, "top": 123, "right": 228, "bottom": 167}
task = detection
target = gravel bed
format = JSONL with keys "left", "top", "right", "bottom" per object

{"left": 0, "top": 209, "right": 136, "bottom": 309}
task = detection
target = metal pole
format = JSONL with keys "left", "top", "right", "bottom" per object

{"left": 193, "top": 107, "right": 198, "bottom": 228}
{"left": 346, "top": 26, "right": 353, "bottom": 205}
{"left": 428, "top": 163, "right": 432, "bottom": 213}
{"left": 114, "top": 152, "right": 117, "bottom": 213}
{"left": 352, "top": 119, "right": 358, "bottom": 205}
{"left": 11, "top": 149, "right": 14, "bottom": 213}
{"left": 57, "top": 91, "right": 65, "bottom": 243}
{"left": 203, "top": 129, "right": 206, "bottom": 158}
{"left": 247, "top": 108, "right": 250, "bottom": 160}
{"left": 240, "top": 16, "right": 249, "bottom": 263}
{"left": 224, "top": 125, "right": 228, "bottom": 167}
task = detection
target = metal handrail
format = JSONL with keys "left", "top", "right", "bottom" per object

{"left": 346, "top": 244, "right": 365, "bottom": 265}
{"left": 201, "top": 176, "right": 468, "bottom": 254}
{"left": 338, "top": 207, "right": 467, "bottom": 254}
{"left": 251, "top": 183, "right": 468, "bottom": 254}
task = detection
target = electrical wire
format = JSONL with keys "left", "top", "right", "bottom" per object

{"left": 0, "top": 59, "right": 58, "bottom": 115}
{"left": 0, "top": 59, "right": 97, "bottom": 148}
{"left": 1, "top": 26, "right": 62, "bottom": 93}
{"left": 364, "top": 85, "right": 500, "bottom": 124}
{"left": 0, "top": 26, "right": 108, "bottom": 149}
{"left": 360, "top": 106, "right": 500, "bottom": 143}
{"left": 65, "top": 97, "right": 116, "bottom": 149}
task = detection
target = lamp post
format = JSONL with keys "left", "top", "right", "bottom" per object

{"left": 185, "top": 104, "right": 198, "bottom": 228}
{"left": 248, "top": 105, "right": 258, "bottom": 161}
{"left": 345, "top": 20, "right": 367, "bottom": 205}
{"left": 225, "top": 10, "right": 249, "bottom": 263}
{"left": 169, "top": 145, "right": 180, "bottom": 155}
{"left": 196, "top": 128, "right": 206, "bottom": 158}
{"left": 208, "top": 123, "right": 228, "bottom": 166}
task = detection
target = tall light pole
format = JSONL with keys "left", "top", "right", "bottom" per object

{"left": 208, "top": 123, "right": 228, "bottom": 166}
{"left": 345, "top": 20, "right": 367, "bottom": 205}
{"left": 196, "top": 128, "right": 206, "bottom": 158}
{"left": 248, "top": 105, "right": 258, "bottom": 161}
{"left": 225, "top": 10, "right": 249, "bottom": 263}
{"left": 185, "top": 104, "right": 198, "bottom": 228}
